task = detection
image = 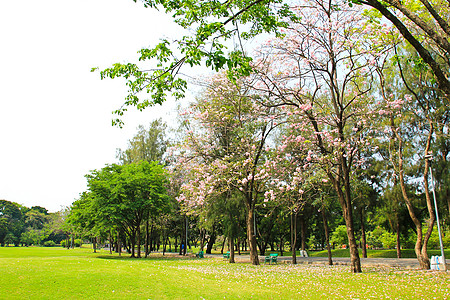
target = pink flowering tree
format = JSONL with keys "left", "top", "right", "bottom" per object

{"left": 176, "top": 74, "right": 281, "bottom": 265}
{"left": 246, "top": 0, "right": 396, "bottom": 272}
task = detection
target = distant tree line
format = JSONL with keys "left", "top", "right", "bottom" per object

{"left": 0, "top": 199, "right": 66, "bottom": 247}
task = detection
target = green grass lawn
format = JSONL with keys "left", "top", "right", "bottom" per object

{"left": 0, "top": 247, "right": 449, "bottom": 299}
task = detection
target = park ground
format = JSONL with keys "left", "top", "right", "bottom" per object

{"left": 0, "top": 247, "right": 449, "bottom": 299}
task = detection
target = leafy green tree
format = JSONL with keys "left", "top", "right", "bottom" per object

{"left": 0, "top": 200, "right": 25, "bottom": 246}
{"left": 86, "top": 161, "right": 170, "bottom": 258}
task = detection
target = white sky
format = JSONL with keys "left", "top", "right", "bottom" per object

{"left": 0, "top": 0, "right": 184, "bottom": 212}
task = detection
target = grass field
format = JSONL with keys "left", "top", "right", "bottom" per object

{"left": 0, "top": 247, "right": 449, "bottom": 299}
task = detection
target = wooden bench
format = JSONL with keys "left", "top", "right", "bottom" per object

{"left": 264, "top": 253, "right": 278, "bottom": 264}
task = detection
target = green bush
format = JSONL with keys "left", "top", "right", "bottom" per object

{"left": 43, "top": 240, "right": 56, "bottom": 247}
{"left": 380, "top": 231, "right": 396, "bottom": 249}
{"left": 74, "top": 239, "right": 83, "bottom": 247}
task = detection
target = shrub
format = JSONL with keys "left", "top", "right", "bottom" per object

{"left": 43, "top": 240, "right": 56, "bottom": 247}
{"left": 74, "top": 239, "right": 83, "bottom": 247}
{"left": 380, "top": 231, "right": 396, "bottom": 249}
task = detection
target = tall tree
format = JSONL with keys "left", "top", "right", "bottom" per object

{"left": 117, "top": 118, "right": 169, "bottom": 165}
{"left": 246, "top": 0, "right": 393, "bottom": 272}
{"left": 177, "top": 74, "right": 279, "bottom": 265}
{"left": 85, "top": 161, "right": 170, "bottom": 258}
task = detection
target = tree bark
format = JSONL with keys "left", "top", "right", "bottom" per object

{"left": 360, "top": 208, "right": 367, "bottom": 259}
{"left": 246, "top": 204, "right": 259, "bottom": 265}
{"left": 291, "top": 211, "right": 298, "bottom": 264}
{"left": 145, "top": 219, "right": 150, "bottom": 258}
{"left": 136, "top": 224, "right": 141, "bottom": 258}
{"left": 300, "top": 215, "right": 307, "bottom": 251}
{"left": 221, "top": 237, "right": 226, "bottom": 254}
{"left": 396, "top": 220, "right": 402, "bottom": 258}
{"left": 229, "top": 236, "right": 235, "bottom": 263}
{"left": 206, "top": 232, "right": 216, "bottom": 254}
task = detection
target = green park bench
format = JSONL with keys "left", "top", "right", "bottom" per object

{"left": 196, "top": 251, "right": 204, "bottom": 258}
{"left": 264, "top": 253, "right": 278, "bottom": 264}
{"left": 223, "top": 251, "right": 230, "bottom": 259}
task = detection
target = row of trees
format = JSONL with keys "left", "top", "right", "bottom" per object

{"left": 82, "top": 0, "right": 449, "bottom": 273}
{"left": 0, "top": 199, "right": 65, "bottom": 247}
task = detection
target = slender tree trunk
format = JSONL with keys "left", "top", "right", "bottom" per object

{"left": 130, "top": 235, "right": 136, "bottom": 258}
{"left": 145, "top": 219, "right": 150, "bottom": 258}
{"left": 229, "top": 235, "right": 235, "bottom": 263}
{"left": 321, "top": 209, "right": 333, "bottom": 266}
{"left": 221, "top": 237, "right": 226, "bottom": 254}
{"left": 136, "top": 225, "right": 141, "bottom": 258}
{"left": 237, "top": 236, "right": 241, "bottom": 255}
{"left": 118, "top": 231, "right": 121, "bottom": 256}
{"left": 200, "top": 229, "right": 206, "bottom": 251}
{"left": 396, "top": 220, "right": 402, "bottom": 258}
{"left": 291, "top": 211, "right": 298, "bottom": 264}
{"left": 360, "top": 208, "right": 367, "bottom": 259}
{"left": 93, "top": 237, "right": 97, "bottom": 253}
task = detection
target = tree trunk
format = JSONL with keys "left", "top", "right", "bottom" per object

{"left": 328, "top": 157, "right": 362, "bottom": 273}
{"left": 118, "top": 231, "right": 121, "bottom": 256}
{"left": 136, "top": 224, "right": 141, "bottom": 258}
{"left": 321, "top": 209, "right": 333, "bottom": 266}
{"left": 229, "top": 236, "right": 235, "bottom": 263}
{"left": 360, "top": 208, "right": 367, "bottom": 259}
{"left": 206, "top": 232, "right": 215, "bottom": 254}
{"left": 291, "top": 211, "right": 298, "bottom": 264}
{"left": 300, "top": 215, "right": 307, "bottom": 251}
{"left": 221, "top": 236, "right": 226, "bottom": 254}
{"left": 93, "top": 237, "right": 97, "bottom": 253}
{"left": 396, "top": 220, "right": 402, "bottom": 258}
{"left": 145, "top": 219, "right": 150, "bottom": 258}
{"left": 237, "top": 236, "right": 241, "bottom": 255}
{"left": 246, "top": 204, "right": 259, "bottom": 265}
{"left": 200, "top": 229, "right": 206, "bottom": 251}
{"left": 343, "top": 205, "right": 361, "bottom": 273}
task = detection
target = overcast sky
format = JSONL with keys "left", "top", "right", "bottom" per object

{"left": 0, "top": 0, "right": 184, "bottom": 212}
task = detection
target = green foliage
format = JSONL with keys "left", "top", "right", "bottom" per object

{"left": 43, "top": 240, "right": 56, "bottom": 247}
{"left": 97, "top": 0, "right": 300, "bottom": 126}
{"left": 74, "top": 239, "right": 83, "bottom": 247}
{"left": 331, "top": 225, "right": 348, "bottom": 247}
{"left": 116, "top": 119, "right": 169, "bottom": 165}
{"left": 72, "top": 161, "right": 171, "bottom": 256}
